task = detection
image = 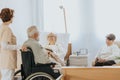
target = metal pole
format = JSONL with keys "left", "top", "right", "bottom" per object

{"left": 63, "top": 7, "right": 67, "bottom": 33}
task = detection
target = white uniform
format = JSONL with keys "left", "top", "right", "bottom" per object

{"left": 0, "top": 25, "right": 19, "bottom": 80}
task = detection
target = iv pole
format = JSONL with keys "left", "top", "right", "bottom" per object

{"left": 59, "top": 1, "right": 72, "bottom": 64}
{"left": 59, "top": 2, "right": 67, "bottom": 33}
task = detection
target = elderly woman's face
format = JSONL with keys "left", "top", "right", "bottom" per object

{"left": 48, "top": 35, "right": 56, "bottom": 42}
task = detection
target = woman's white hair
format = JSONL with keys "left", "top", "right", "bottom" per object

{"left": 27, "top": 26, "right": 38, "bottom": 38}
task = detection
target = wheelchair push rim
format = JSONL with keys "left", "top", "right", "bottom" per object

{"left": 25, "top": 72, "right": 55, "bottom": 80}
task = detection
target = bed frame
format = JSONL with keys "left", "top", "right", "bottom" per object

{"left": 64, "top": 43, "right": 72, "bottom": 61}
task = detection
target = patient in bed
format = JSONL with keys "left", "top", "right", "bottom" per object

{"left": 45, "top": 32, "right": 66, "bottom": 66}
{"left": 93, "top": 33, "right": 120, "bottom": 66}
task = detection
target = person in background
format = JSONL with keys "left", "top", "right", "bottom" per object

{"left": 45, "top": 32, "right": 66, "bottom": 66}
{"left": 0, "top": 8, "right": 20, "bottom": 80}
{"left": 93, "top": 33, "right": 120, "bottom": 66}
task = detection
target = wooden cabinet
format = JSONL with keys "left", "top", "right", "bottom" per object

{"left": 62, "top": 66, "right": 120, "bottom": 80}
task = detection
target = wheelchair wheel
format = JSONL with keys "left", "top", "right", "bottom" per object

{"left": 25, "top": 72, "right": 55, "bottom": 80}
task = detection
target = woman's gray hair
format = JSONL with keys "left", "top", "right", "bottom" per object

{"left": 27, "top": 26, "right": 38, "bottom": 38}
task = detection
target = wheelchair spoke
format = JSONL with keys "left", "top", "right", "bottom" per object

{"left": 25, "top": 72, "right": 54, "bottom": 80}
{"left": 30, "top": 76, "right": 50, "bottom": 80}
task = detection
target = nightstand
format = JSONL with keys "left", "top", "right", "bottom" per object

{"left": 69, "top": 55, "right": 88, "bottom": 66}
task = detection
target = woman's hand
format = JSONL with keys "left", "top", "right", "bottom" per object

{"left": 21, "top": 45, "right": 27, "bottom": 51}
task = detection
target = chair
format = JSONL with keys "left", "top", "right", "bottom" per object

{"left": 14, "top": 47, "right": 61, "bottom": 80}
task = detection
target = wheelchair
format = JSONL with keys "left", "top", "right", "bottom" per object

{"left": 14, "top": 47, "right": 61, "bottom": 80}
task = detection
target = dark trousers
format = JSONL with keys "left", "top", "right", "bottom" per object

{"left": 95, "top": 60, "right": 116, "bottom": 66}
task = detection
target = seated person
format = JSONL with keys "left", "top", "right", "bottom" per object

{"left": 93, "top": 33, "right": 120, "bottom": 66}
{"left": 22, "top": 26, "right": 64, "bottom": 66}
{"left": 45, "top": 32, "right": 66, "bottom": 66}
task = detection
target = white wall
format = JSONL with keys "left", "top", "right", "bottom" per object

{"left": 31, "top": 0, "right": 44, "bottom": 30}
{"left": 65, "top": 0, "right": 100, "bottom": 66}
{"left": 94, "top": 0, "right": 120, "bottom": 41}
{"left": 43, "top": 0, "right": 65, "bottom": 33}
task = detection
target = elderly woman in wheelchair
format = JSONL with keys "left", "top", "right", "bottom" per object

{"left": 15, "top": 26, "right": 63, "bottom": 80}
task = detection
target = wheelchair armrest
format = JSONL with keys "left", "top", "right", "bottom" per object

{"left": 20, "top": 48, "right": 32, "bottom": 52}
{"left": 36, "top": 62, "right": 56, "bottom": 68}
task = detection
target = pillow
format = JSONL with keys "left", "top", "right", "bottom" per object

{"left": 39, "top": 32, "right": 70, "bottom": 53}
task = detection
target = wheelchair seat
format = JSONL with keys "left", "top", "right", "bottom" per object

{"left": 16, "top": 47, "right": 60, "bottom": 80}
